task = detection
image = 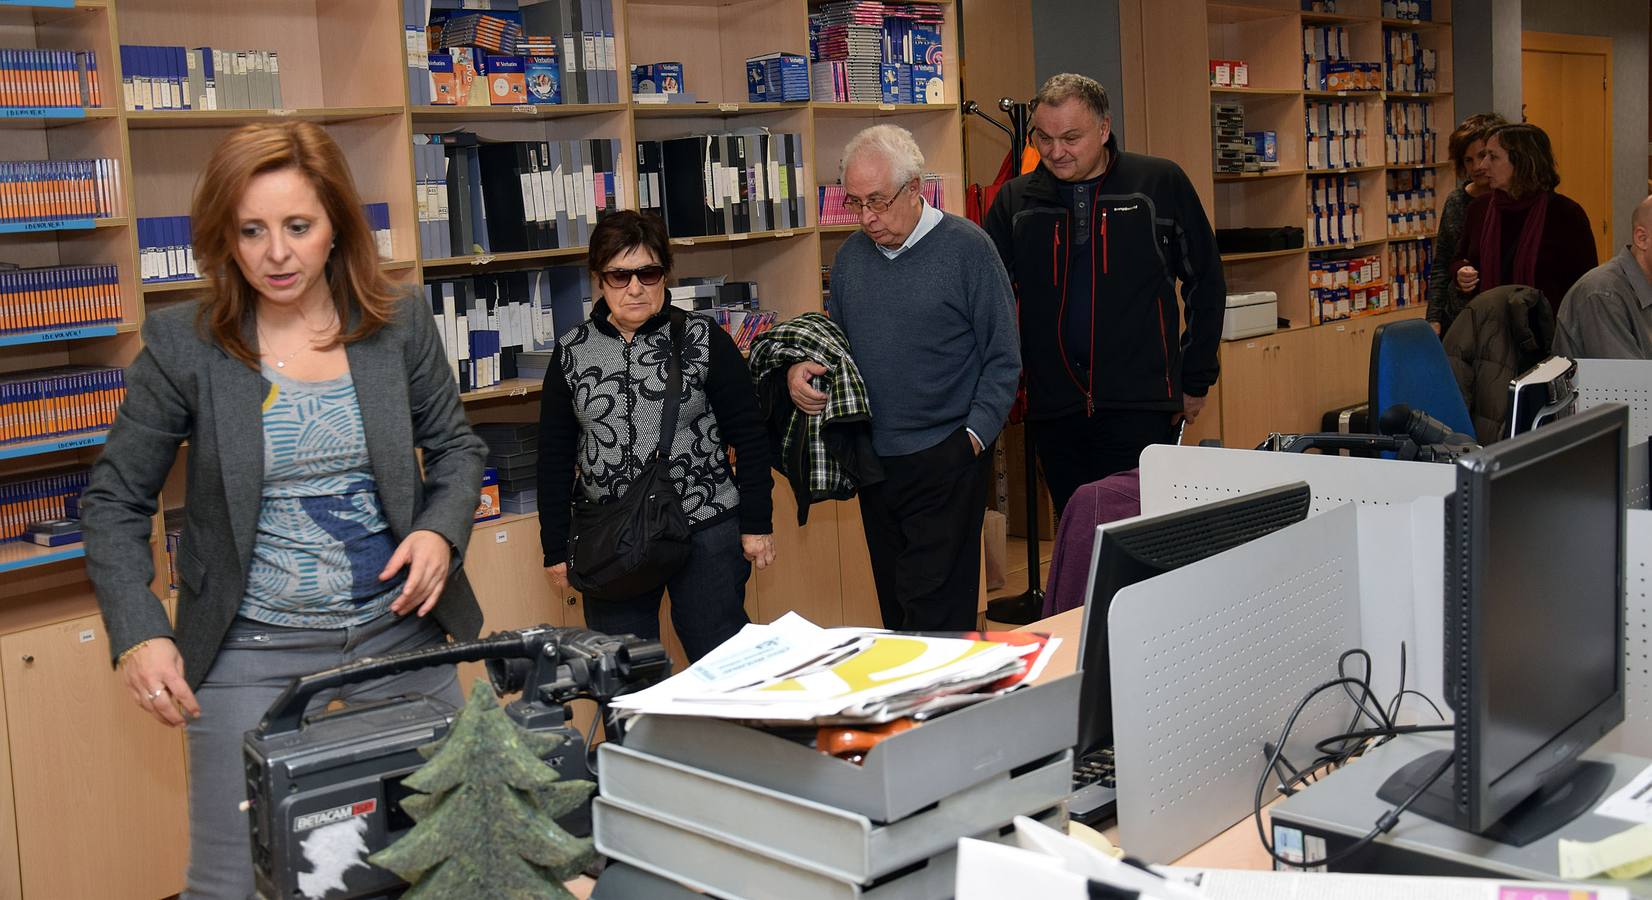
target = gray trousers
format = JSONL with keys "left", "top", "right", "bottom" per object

{"left": 182, "top": 610, "right": 461, "bottom": 900}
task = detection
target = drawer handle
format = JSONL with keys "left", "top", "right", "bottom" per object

{"left": 20, "top": 655, "right": 33, "bottom": 664}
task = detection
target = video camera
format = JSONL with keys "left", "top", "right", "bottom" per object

{"left": 243, "top": 626, "right": 668, "bottom": 900}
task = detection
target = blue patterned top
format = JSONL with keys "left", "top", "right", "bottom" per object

{"left": 238, "top": 365, "right": 403, "bottom": 628}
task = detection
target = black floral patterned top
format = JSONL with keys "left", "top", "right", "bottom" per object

{"left": 537, "top": 301, "right": 773, "bottom": 567}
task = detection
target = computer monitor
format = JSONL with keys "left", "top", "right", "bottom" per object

{"left": 1075, "top": 481, "right": 1313, "bottom": 759}
{"left": 1505, "top": 355, "right": 1578, "bottom": 440}
{"left": 1376, "top": 402, "right": 1627, "bottom": 846}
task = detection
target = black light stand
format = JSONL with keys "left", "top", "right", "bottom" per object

{"left": 964, "top": 98, "right": 1044, "bottom": 626}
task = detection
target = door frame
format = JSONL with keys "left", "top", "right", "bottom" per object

{"left": 1521, "top": 30, "right": 1614, "bottom": 252}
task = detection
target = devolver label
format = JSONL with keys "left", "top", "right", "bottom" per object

{"left": 1, "top": 218, "right": 95, "bottom": 234}
{"left": 1, "top": 107, "right": 85, "bottom": 119}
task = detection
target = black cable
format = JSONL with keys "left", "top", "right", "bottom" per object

{"left": 1260, "top": 749, "right": 1455, "bottom": 869}
{"left": 1385, "top": 642, "right": 1409, "bottom": 724}
{"left": 1311, "top": 724, "right": 1452, "bottom": 758}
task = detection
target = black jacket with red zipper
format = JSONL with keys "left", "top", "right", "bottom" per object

{"left": 983, "top": 138, "right": 1226, "bottom": 420}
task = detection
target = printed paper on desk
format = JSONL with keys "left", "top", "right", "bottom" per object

{"left": 607, "top": 614, "right": 1057, "bottom": 723}
{"left": 957, "top": 815, "right": 1206, "bottom": 900}
{"left": 1595, "top": 761, "right": 1652, "bottom": 825}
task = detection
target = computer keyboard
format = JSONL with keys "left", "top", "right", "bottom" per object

{"left": 1072, "top": 746, "right": 1116, "bottom": 790}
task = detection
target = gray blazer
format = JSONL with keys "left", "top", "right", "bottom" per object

{"left": 81, "top": 295, "right": 488, "bottom": 688}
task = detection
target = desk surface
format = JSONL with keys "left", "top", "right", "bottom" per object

{"left": 1019, "top": 606, "right": 1275, "bottom": 870}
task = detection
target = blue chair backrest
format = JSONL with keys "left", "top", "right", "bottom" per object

{"left": 1368, "top": 318, "right": 1475, "bottom": 439}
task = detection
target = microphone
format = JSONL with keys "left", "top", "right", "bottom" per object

{"left": 1378, "top": 403, "right": 1473, "bottom": 446}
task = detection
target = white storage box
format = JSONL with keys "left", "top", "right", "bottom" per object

{"left": 1223, "top": 290, "right": 1278, "bottom": 340}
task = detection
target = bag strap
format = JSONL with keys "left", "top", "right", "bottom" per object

{"left": 653, "top": 308, "right": 687, "bottom": 462}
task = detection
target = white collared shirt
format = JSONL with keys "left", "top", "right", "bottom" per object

{"left": 875, "top": 199, "right": 944, "bottom": 259}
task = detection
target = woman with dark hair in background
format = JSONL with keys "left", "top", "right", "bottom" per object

{"left": 81, "top": 121, "right": 487, "bottom": 898}
{"left": 1426, "top": 112, "right": 1506, "bottom": 335}
{"left": 538, "top": 210, "right": 775, "bottom": 661}
{"left": 1453, "top": 122, "right": 1598, "bottom": 314}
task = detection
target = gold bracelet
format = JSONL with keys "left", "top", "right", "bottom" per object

{"left": 116, "top": 639, "right": 153, "bottom": 668}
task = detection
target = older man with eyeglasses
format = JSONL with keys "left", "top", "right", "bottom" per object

{"left": 787, "top": 124, "right": 1019, "bottom": 631}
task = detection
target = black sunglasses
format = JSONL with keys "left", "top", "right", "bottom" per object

{"left": 599, "top": 265, "right": 667, "bottom": 289}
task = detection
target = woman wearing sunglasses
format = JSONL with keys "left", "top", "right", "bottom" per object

{"left": 537, "top": 210, "right": 776, "bottom": 660}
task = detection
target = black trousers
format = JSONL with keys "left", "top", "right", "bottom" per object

{"left": 858, "top": 427, "right": 991, "bottom": 631}
{"left": 1029, "top": 408, "right": 1179, "bottom": 521}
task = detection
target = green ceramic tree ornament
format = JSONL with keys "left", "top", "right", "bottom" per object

{"left": 369, "top": 679, "right": 597, "bottom": 899}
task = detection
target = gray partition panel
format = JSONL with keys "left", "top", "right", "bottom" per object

{"left": 1576, "top": 359, "right": 1652, "bottom": 444}
{"left": 1620, "top": 510, "right": 1652, "bottom": 756}
{"left": 1109, "top": 502, "right": 1364, "bottom": 863}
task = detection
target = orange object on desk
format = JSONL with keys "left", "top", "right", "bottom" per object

{"left": 817, "top": 719, "right": 918, "bottom": 762}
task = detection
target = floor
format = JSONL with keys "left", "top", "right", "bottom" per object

{"left": 982, "top": 535, "right": 1055, "bottom": 627}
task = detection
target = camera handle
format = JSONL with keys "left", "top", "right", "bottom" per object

{"left": 257, "top": 630, "right": 546, "bottom": 738}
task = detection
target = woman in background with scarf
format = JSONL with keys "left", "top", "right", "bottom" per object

{"left": 1453, "top": 122, "right": 1597, "bottom": 315}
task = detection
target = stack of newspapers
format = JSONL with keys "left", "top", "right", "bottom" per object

{"left": 592, "top": 613, "right": 1076, "bottom": 899}
{"left": 608, "top": 612, "right": 1060, "bottom": 725}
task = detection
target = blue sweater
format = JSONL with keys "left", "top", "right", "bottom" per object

{"left": 827, "top": 213, "right": 1021, "bottom": 457}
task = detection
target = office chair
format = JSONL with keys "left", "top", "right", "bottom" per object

{"left": 1369, "top": 317, "right": 1476, "bottom": 445}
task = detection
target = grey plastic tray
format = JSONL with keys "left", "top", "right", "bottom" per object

{"left": 622, "top": 673, "right": 1081, "bottom": 823}
{"left": 598, "top": 742, "right": 1072, "bottom": 883}
{"left": 593, "top": 796, "right": 1066, "bottom": 900}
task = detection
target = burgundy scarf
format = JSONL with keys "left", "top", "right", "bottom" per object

{"left": 1477, "top": 189, "right": 1552, "bottom": 291}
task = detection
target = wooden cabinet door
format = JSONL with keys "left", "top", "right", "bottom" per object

{"left": 0, "top": 656, "right": 17, "bottom": 900}
{"left": 754, "top": 487, "right": 845, "bottom": 627}
{"left": 1218, "top": 328, "right": 1319, "bottom": 450}
{"left": 2, "top": 614, "right": 188, "bottom": 900}
{"left": 458, "top": 514, "right": 566, "bottom": 692}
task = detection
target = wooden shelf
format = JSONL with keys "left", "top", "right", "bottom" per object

{"left": 0, "top": 541, "right": 85, "bottom": 575}
{"left": 1220, "top": 247, "right": 1305, "bottom": 262}
{"left": 422, "top": 246, "right": 590, "bottom": 270}
{"left": 475, "top": 511, "right": 538, "bottom": 531}
{"left": 0, "top": 323, "right": 125, "bottom": 347}
{"left": 1301, "top": 10, "right": 1369, "bottom": 25}
{"left": 124, "top": 107, "right": 404, "bottom": 129}
{"left": 1214, "top": 167, "right": 1305, "bottom": 182}
{"left": 460, "top": 378, "right": 542, "bottom": 403}
{"left": 1385, "top": 161, "right": 1452, "bottom": 169}
{"left": 141, "top": 258, "right": 416, "bottom": 295}
{"left": 1209, "top": 86, "right": 1302, "bottom": 97}
{"left": 1208, "top": 2, "right": 1299, "bottom": 23}
{"left": 1308, "top": 165, "right": 1386, "bottom": 174}
{"left": 669, "top": 228, "right": 807, "bottom": 248}
{"left": 633, "top": 101, "right": 805, "bottom": 118}
{"left": 1384, "top": 91, "right": 1450, "bottom": 99}
{"left": 818, "top": 223, "right": 862, "bottom": 234}
{"left": 1309, "top": 237, "right": 1387, "bottom": 252}
{"left": 1388, "top": 230, "right": 1439, "bottom": 241}
{"left": 3, "top": 0, "right": 106, "bottom": 22}
{"left": 1304, "top": 90, "right": 1384, "bottom": 99}
{"left": 0, "top": 107, "right": 117, "bottom": 127}
{"left": 811, "top": 102, "right": 957, "bottom": 117}
{"left": 410, "top": 102, "right": 627, "bottom": 122}
{"left": 1380, "top": 17, "right": 1446, "bottom": 30}
{"left": 0, "top": 432, "right": 107, "bottom": 462}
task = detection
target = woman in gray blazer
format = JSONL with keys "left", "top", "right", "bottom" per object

{"left": 81, "top": 122, "right": 486, "bottom": 899}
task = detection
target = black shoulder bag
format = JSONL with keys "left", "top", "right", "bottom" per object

{"left": 566, "top": 310, "right": 693, "bottom": 600}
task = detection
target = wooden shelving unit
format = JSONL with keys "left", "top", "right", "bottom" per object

{"left": 1124, "top": 0, "right": 1452, "bottom": 448}
{"left": 0, "top": 0, "right": 965, "bottom": 893}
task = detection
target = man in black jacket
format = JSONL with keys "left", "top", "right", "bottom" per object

{"left": 984, "top": 73, "right": 1225, "bottom": 518}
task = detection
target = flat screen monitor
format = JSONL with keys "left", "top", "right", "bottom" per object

{"left": 1076, "top": 482, "right": 1312, "bottom": 757}
{"left": 1377, "top": 402, "right": 1627, "bottom": 846}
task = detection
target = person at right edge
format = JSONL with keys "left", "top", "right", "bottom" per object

{"left": 984, "top": 73, "right": 1226, "bottom": 521}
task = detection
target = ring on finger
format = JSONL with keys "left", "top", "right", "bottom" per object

{"left": 147, "top": 686, "right": 168, "bottom": 701}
